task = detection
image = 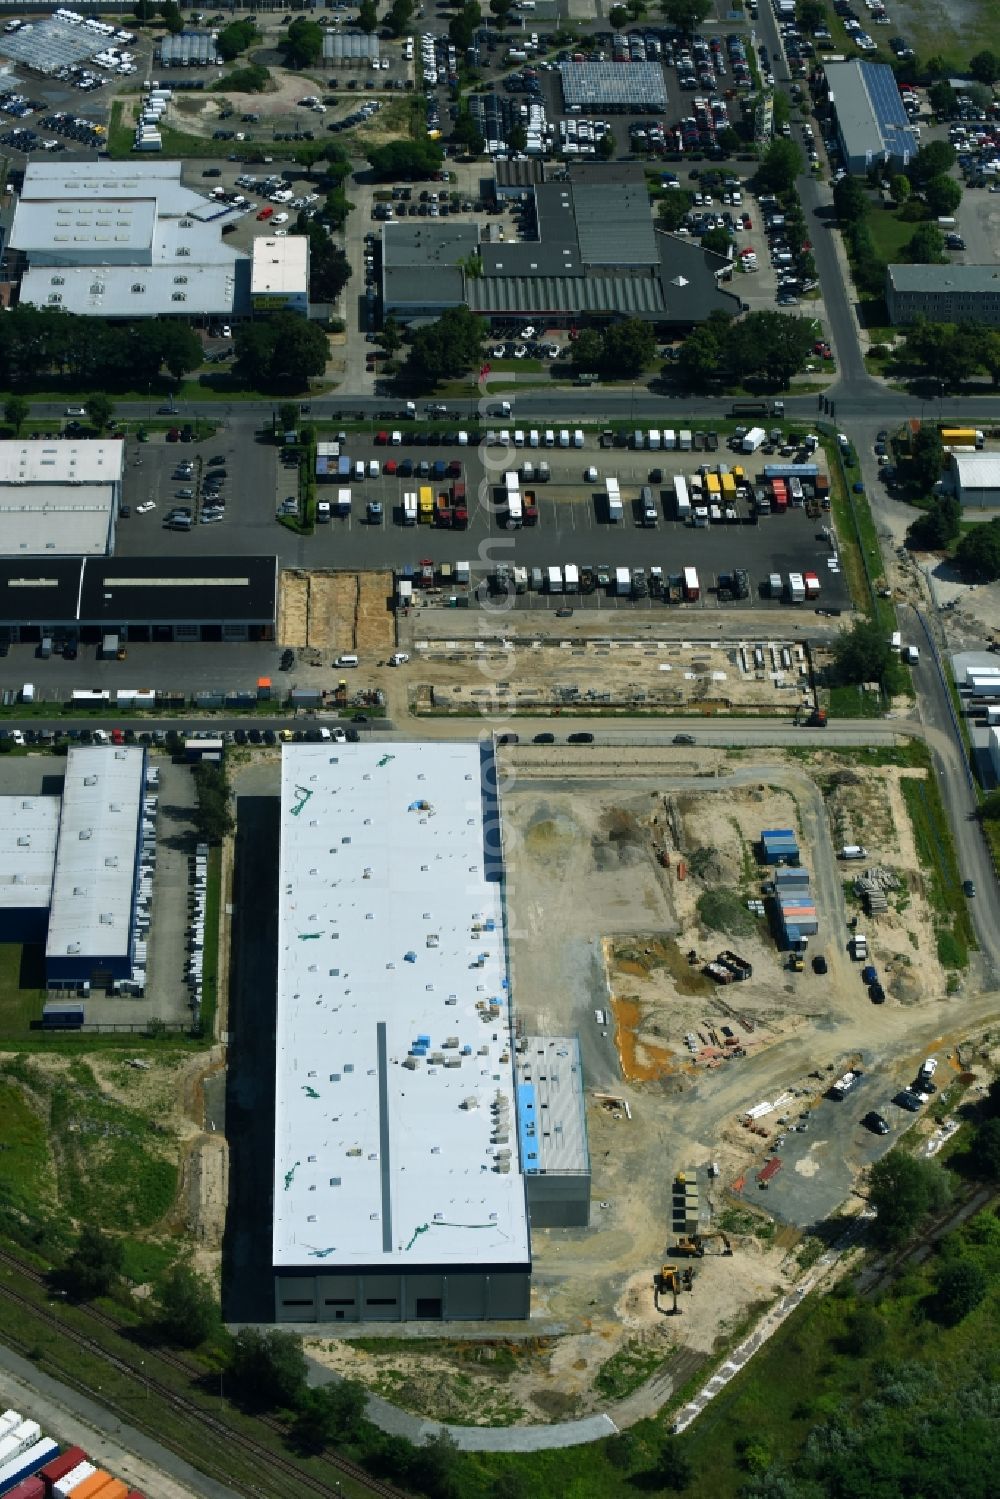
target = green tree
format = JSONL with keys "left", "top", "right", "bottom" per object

{"left": 380, "top": 315, "right": 403, "bottom": 356}
{"left": 956, "top": 519, "right": 1000, "bottom": 581}
{"left": 773, "top": 90, "right": 792, "bottom": 131}
{"left": 235, "top": 312, "right": 329, "bottom": 388}
{"left": 192, "top": 762, "right": 233, "bottom": 844}
{"left": 411, "top": 1431, "right": 463, "bottom": 1499}
{"left": 907, "top": 494, "right": 960, "bottom": 549}
{"left": 728, "top": 310, "right": 816, "bottom": 386}
{"left": 358, "top": 0, "right": 379, "bottom": 33}
{"left": 63, "top": 1226, "right": 124, "bottom": 1300}
{"left": 508, "top": 122, "right": 528, "bottom": 153}
{"left": 489, "top": 0, "right": 515, "bottom": 29}
{"left": 158, "top": 1, "right": 183, "bottom": 35}
{"left": 281, "top": 17, "right": 324, "bottom": 69}
{"left": 924, "top": 174, "right": 962, "bottom": 217}
{"left": 215, "top": 63, "right": 270, "bottom": 94}
{"left": 291, "top": 1380, "right": 369, "bottom": 1452}
{"left": 970, "top": 1116, "right": 1000, "bottom": 1178}
{"left": 757, "top": 137, "right": 803, "bottom": 194}
{"left": 609, "top": 3, "right": 629, "bottom": 22}
{"left": 386, "top": 0, "right": 415, "bottom": 38}
{"left": 156, "top": 1264, "right": 220, "bottom": 1348}
{"left": 86, "top": 392, "right": 115, "bottom": 431}
{"left": 889, "top": 173, "right": 912, "bottom": 204}
{"left": 833, "top": 617, "right": 894, "bottom": 687}
{"left": 229, "top": 1327, "right": 308, "bottom": 1411}
{"left": 934, "top": 1257, "right": 989, "bottom": 1324}
{"left": 600, "top": 318, "right": 656, "bottom": 377}
{"left": 597, "top": 126, "right": 615, "bottom": 160}
{"left": 4, "top": 394, "right": 29, "bottom": 435}
{"left": 278, "top": 402, "right": 300, "bottom": 432}
{"left": 911, "top": 423, "right": 946, "bottom": 489}
{"left": 842, "top": 1303, "right": 887, "bottom": 1356}
{"left": 678, "top": 312, "right": 728, "bottom": 387}
{"left": 660, "top": 0, "right": 712, "bottom": 33}
{"left": 656, "top": 1435, "right": 694, "bottom": 1491}
{"left": 449, "top": 1, "right": 481, "bottom": 50}
{"left": 797, "top": 0, "right": 827, "bottom": 29}
{"left": 452, "top": 106, "right": 485, "bottom": 156}
{"left": 367, "top": 138, "right": 444, "bottom": 180}
{"left": 702, "top": 226, "right": 733, "bottom": 257}
{"left": 405, "top": 306, "right": 485, "bottom": 386}
{"left": 133, "top": 0, "right": 158, "bottom": 20}
{"left": 833, "top": 174, "right": 869, "bottom": 223}
{"left": 904, "top": 221, "right": 947, "bottom": 264}
{"left": 868, "top": 1149, "right": 953, "bottom": 1247}
{"left": 570, "top": 328, "right": 603, "bottom": 369}
{"left": 909, "top": 139, "right": 956, "bottom": 188}
{"left": 970, "top": 49, "right": 1000, "bottom": 85}
{"left": 217, "top": 19, "right": 258, "bottom": 62}
{"left": 928, "top": 80, "right": 957, "bottom": 118}
{"left": 658, "top": 190, "right": 694, "bottom": 230}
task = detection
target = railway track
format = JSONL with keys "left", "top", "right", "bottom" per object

{"left": 0, "top": 1250, "right": 406, "bottom": 1499}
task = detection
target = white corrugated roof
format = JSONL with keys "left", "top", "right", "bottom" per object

{"left": 0, "top": 795, "right": 60, "bottom": 911}
{"left": 273, "top": 743, "right": 529, "bottom": 1271}
{"left": 251, "top": 236, "right": 309, "bottom": 296}
{"left": 0, "top": 441, "right": 123, "bottom": 487}
{"left": 954, "top": 453, "right": 1000, "bottom": 490}
{"left": 46, "top": 746, "right": 145, "bottom": 964}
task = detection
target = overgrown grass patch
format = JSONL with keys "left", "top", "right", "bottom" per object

{"left": 0, "top": 943, "right": 47, "bottom": 1039}
{"left": 900, "top": 774, "right": 975, "bottom": 969}
{"left": 594, "top": 1340, "right": 667, "bottom": 1400}
{"left": 828, "top": 683, "right": 884, "bottom": 718}
{"left": 697, "top": 887, "right": 758, "bottom": 937}
{"left": 0, "top": 1074, "right": 55, "bottom": 1216}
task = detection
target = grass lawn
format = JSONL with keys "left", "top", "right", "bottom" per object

{"left": 904, "top": 0, "right": 1000, "bottom": 67}
{"left": 828, "top": 683, "right": 884, "bottom": 718}
{"left": 0, "top": 944, "right": 47, "bottom": 1039}
{"left": 0, "top": 1073, "right": 55, "bottom": 1215}
{"left": 864, "top": 203, "right": 927, "bottom": 262}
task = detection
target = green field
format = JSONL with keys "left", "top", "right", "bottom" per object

{"left": 901, "top": 774, "right": 976, "bottom": 968}
{"left": 0, "top": 944, "right": 47, "bottom": 1039}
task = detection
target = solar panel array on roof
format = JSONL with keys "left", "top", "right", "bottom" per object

{"left": 560, "top": 60, "right": 667, "bottom": 111}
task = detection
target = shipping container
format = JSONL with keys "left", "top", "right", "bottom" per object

{"left": 606, "top": 477, "right": 623, "bottom": 522}
{"left": 39, "top": 1449, "right": 86, "bottom": 1487}
{"left": 786, "top": 572, "right": 805, "bottom": 603}
{"left": 3, "top": 1475, "right": 46, "bottom": 1498}
{"left": 52, "top": 1462, "right": 96, "bottom": 1498}
{"left": 683, "top": 566, "right": 700, "bottom": 601}
{"left": 0, "top": 1443, "right": 58, "bottom": 1496}
{"left": 673, "top": 474, "right": 691, "bottom": 518}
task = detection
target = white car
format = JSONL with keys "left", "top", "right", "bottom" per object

{"left": 136, "top": 500, "right": 156, "bottom": 514}
{"left": 221, "top": 324, "right": 232, "bottom": 338}
{"left": 272, "top": 212, "right": 288, "bottom": 225}
{"left": 522, "top": 324, "right": 536, "bottom": 337}
{"left": 332, "top": 728, "right": 347, "bottom": 742}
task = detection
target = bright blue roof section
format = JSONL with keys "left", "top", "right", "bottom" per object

{"left": 518, "top": 1083, "right": 540, "bottom": 1174}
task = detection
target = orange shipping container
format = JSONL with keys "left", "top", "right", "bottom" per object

{"left": 66, "top": 1475, "right": 117, "bottom": 1499}
{"left": 90, "top": 1483, "right": 129, "bottom": 1499}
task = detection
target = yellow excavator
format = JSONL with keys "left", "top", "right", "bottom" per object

{"left": 674, "top": 1232, "right": 733, "bottom": 1258}
{"left": 655, "top": 1264, "right": 694, "bottom": 1314}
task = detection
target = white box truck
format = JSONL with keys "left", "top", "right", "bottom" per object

{"left": 607, "top": 477, "right": 623, "bottom": 522}
{"left": 679, "top": 429, "right": 693, "bottom": 450}
{"left": 547, "top": 565, "right": 563, "bottom": 593}
{"left": 648, "top": 428, "right": 661, "bottom": 450}
{"left": 615, "top": 565, "right": 631, "bottom": 596}
{"left": 742, "top": 426, "right": 766, "bottom": 452}
{"left": 674, "top": 474, "right": 691, "bottom": 520}
{"left": 564, "top": 563, "right": 580, "bottom": 593}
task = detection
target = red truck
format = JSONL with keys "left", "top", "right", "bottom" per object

{"left": 435, "top": 491, "right": 452, "bottom": 527}
{"left": 523, "top": 489, "right": 538, "bottom": 525}
{"left": 451, "top": 480, "right": 468, "bottom": 529}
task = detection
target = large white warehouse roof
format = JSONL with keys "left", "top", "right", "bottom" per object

{"left": 273, "top": 743, "right": 529, "bottom": 1271}
{"left": 46, "top": 746, "right": 144, "bottom": 964}
{"left": 0, "top": 794, "right": 60, "bottom": 911}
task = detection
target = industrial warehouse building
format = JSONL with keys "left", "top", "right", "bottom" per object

{"left": 950, "top": 453, "right": 1000, "bottom": 510}
{"left": 45, "top": 746, "right": 147, "bottom": 989}
{"left": 383, "top": 164, "right": 738, "bottom": 328}
{"left": 515, "top": 1036, "right": 591, "bottom": 1228}
{"left": 824, "top": 60, "right": 918, "bottom": 172}
{"left": 0, "top": 439, "right": 123, "bottom": 557}
{"left": 272, "top": 742, "right": 535, "bottom": 1323}
{"left": 0, "top": 555, "right": 277, "bottom": 646}
{"left": 0, "top": 748, "right": 150, "bottom": 987}
{"left": 10, "top": 159, "right": 250, "bottom": 320}
{"left": 251, "top": 236, "right": 309, "bottom": 315}
{"left": 886, "top": 264, "right": 1000, "bottom": 328}
{"left": 0, "top": 794, "right": 60, "bottom": 944}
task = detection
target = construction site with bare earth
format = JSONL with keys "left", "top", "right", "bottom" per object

{"left": 299, "top": 736, "right": 997, "bottom": 1427}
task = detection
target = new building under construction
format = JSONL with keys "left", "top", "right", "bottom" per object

{"left": 272, "top": 742, "right": 534, "bottom": 1322}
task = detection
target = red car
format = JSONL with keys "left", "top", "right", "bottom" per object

{"left": 166, "top": 427, "right": 180, "bottom": 441}
{"left": 384, "top": 459, "right": 398, "bottom": 475}
{"left": 374, "top": 430, "right": 389, "bottom": 445}
{"left": 257, "top": 206, "right": 273, "bottom": 221}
